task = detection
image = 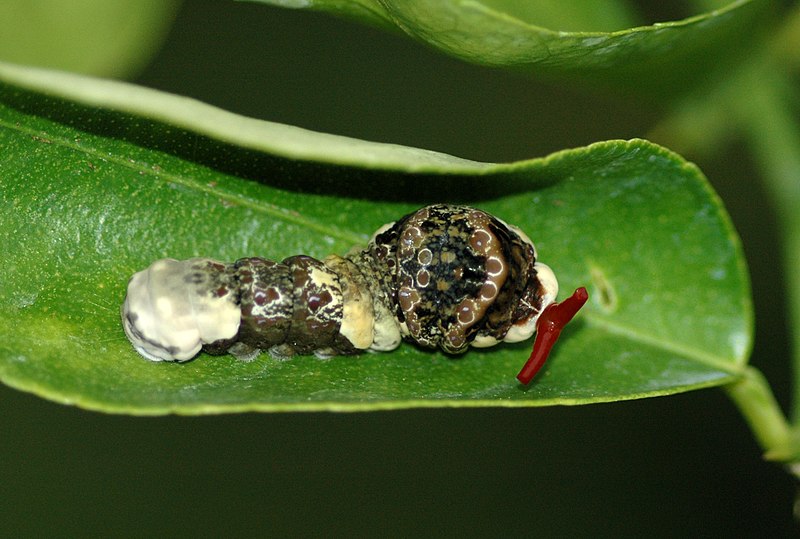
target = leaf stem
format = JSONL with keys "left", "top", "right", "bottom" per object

{"left": 648, "top": 3, "right": 800, "bottom": 159}
{"left": 724, "top": 367, "right": 799, "bottom": 464}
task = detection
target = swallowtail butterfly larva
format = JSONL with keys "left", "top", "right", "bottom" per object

{"left": 121, "top": 204, "right": 587, "bottom": 384}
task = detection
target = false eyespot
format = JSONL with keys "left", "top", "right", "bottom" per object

{"left": 121, "top": 204, "right": 585, "bottom": 383}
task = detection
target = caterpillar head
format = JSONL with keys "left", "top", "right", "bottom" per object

{"left": 368, "top": 204, "right": 559, "bottom": 354}
{"left": 121, "top": 258, "right": 241, "bottom": 362}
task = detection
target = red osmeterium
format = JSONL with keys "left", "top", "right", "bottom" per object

{"left": 516, "top": 287, "right": 589, "bottom": 385}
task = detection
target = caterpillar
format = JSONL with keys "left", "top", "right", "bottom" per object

{"left": 121, "top": 204, "right": 586, "bottom": 384}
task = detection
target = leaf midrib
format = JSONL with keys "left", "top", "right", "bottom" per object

{"left": 583, "top": 312, "right": 743, "bottom": 375}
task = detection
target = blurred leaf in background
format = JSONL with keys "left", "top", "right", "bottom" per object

{"left": 251, "top": 0, "right": 772, "bottom": 95}
{"left": 0, "top": 0, "right": 180, "bottom": 78}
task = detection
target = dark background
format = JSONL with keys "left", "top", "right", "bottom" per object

{"left": 2, "top": 1, "right": 797, "bottom": 536}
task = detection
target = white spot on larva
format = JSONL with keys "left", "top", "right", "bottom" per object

{"left": 370, "top": 306, "right": 402, "bottom": 351}
{"left": 121, "top": 258, "right": 241, "bottom": 362}
{"left": 308, "top": 266, "right": 339, "bottom": 290}
{"left": 339, "top": 302, "right": 373, "bottom": 349}
{"left": 471, "top": 334, "right": 499, "bottom": 348}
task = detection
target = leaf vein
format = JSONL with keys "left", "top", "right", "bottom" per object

{"left": 583, "top": 312, "right": 742, "bottom": 375}
{"left": 0, "top": 114, "right": 365, "bottom": 245}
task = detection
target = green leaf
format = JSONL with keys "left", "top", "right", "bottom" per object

{"left": 0, "top": 0, "right": 180, "bottom": 78}
{"left": 0, "top": 63, "right": 752, "bottom": 414}
{"left": 252, "top": 0, "right": 771, "bottom": 94}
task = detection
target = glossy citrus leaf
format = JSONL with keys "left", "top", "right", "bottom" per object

{"left": 0, "top": 63, "right": 752, "bottom": 414}
{"left": 253, "top": 0, "right": 770, "bottom": 94}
